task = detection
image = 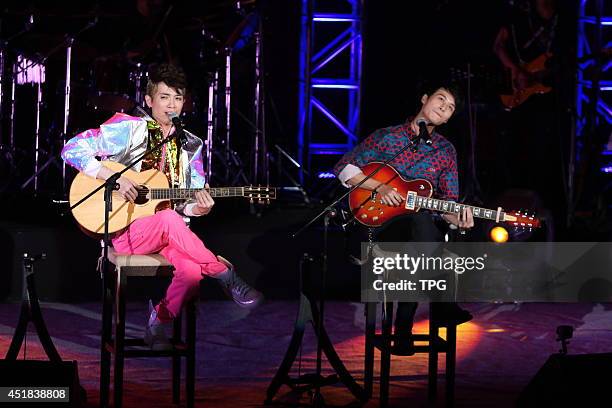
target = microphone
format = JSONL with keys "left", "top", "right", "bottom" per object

{"left": 416, "top": 118, "right": 432, "bottom": 145}
{"left": 167, "top": 112, "right": 187, "bottom": 145}
{"left": 168, "top": 111, "right": 183, "bottom": 128}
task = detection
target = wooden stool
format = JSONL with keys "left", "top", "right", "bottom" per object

{"left": 364, "top": 302, "right": 457, "bottom": 407}
{"left": 99, "top": 247, "right": 197, "bottom": 408}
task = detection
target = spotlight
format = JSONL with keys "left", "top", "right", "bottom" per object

{"left": 490, "top": 226, "right": 509, "bottom": 243}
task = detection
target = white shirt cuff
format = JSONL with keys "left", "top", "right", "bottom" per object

{"left": 337, "top": 164, "right": 363, "bottom": 187}
{"left": 183, "top": 202, "right": 200, "bottom": 217}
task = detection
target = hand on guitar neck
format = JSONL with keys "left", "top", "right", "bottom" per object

{"left": 192, "top": 184, "right": 215, "bottom": 216}
{"left": 441, "top": 208, "right": 474, "bottom": 231}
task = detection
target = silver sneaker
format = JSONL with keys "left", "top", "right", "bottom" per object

{"left": 216, "top": 255, "right": 264, "bottom": 309}
{"left": 144, "top": 300, "right": 173, "bottom": 351}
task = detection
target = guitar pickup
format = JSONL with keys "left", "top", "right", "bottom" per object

{"left": 405, "top": 191, "right": 417, "bottom": 210}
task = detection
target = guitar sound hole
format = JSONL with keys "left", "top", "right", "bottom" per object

{"left": 135, "top": 186, "right": 149, "bottom": 205}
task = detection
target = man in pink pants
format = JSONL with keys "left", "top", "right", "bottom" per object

{"left": 62, "top": 64, "right": 263, "bottom": 349}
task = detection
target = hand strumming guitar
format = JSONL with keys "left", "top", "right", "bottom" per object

{"left": 511, "top": 66, "right": 532, "bottom": 91}
{"left": 347, "top": 172, "right": 405, "bottom": 207}
{"left": 97, "top": 165, "right": 140, "bottom": 203}
{"left": 376, "top": 183, "right": 405, "bottom": 207}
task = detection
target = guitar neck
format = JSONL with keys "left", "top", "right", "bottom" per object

{"left": 414, "top": 196, "right": 505, "bottom": 222}
{"left": 149, "top": 187, "right": 245, "bottom": 200}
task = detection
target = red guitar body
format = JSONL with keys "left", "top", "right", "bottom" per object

{"left": 349, "top": 162, "right": 432, "bottom": 227}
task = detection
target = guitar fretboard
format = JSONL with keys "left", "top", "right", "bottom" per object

{"left": 414, "top": 195, "right": 504, "bottom": 221}
{"left": 149, "top": 187, "right": 244, "bottom": 200}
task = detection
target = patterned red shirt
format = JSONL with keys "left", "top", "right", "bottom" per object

{"left": 333, "top": 121, "right": 459, "bottom": 201}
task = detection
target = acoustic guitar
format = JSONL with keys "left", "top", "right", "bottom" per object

{"left": 69, "top": 161, "right": 276, "bottom": 234}
{"left": 348, "top": 162, "right": 540, "bottom": 229}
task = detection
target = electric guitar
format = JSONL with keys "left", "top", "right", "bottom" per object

{"left": 69, "top": 161, "right": 276, "bottom": 234}
{"left": 500, "top": 52, "right": 552, "bottom": 110}
{"left": 348, "top": 162, "right": 540, "bottom": 229}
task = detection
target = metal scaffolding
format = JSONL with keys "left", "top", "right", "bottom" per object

{"left": 575, "top": 0, "right": 611, "bottom": 167}
{"left": 570, "top": 0, "right": 611, "bottom": 219}
{"left": 297, "top": 0, "right": 364, "bottom": 182}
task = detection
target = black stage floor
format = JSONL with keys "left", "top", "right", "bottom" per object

{"left": 1, "top": 301, "right": 612, "bottom": 407}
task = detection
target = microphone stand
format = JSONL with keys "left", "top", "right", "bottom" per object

{"left": 268, "top": 131, "right": 420, "bottom": 406}
{"left": 62, "top": 121, "right": 182, "bottom": 408}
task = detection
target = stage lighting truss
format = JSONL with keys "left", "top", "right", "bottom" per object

{"left": 576, "top": 0, "right": 611, "bottom": 173}
{"left": 297, "top": 0, "right": 364, "bottom": 182}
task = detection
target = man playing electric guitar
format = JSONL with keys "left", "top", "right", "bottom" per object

{"left": 493, "top": 0, "right": 559, "bottom": 110}
{"left": 62, "top": 63, "right": 263, "bottom": 350}
{"left": 333, "top": 84, "right": 473, "bottom": 355}
{"left": 492, "top": 0, "right": 570, "bottom": 235}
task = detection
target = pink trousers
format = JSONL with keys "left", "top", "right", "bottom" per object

{"left": 112, "top": 209, "right": 227, "bottom": 322}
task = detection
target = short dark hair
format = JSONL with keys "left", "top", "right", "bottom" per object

{"left": 422, "top": 83, "right": 463, "bottom": 114}
{"left": 146, "top": 63, "right": 187, "bottom": 96}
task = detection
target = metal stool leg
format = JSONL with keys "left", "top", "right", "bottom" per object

{"left": 113, "top": 269, "right": 127, "bottom": 408}
{"left": 428, "top": 321, "right": 439, "bottom": 402}
{"left": 380, "top": 302, "right": 393, "bottom": 408}
{"left": 186, "top": 301, "right": 196, "bottom": 408}
{"left": 364, "top": 302, "right": 376, "bottom": 398}
{"left": 172, "top": 311, "right": 183, "bottom": 404}
{"left": 446, "top": 325, "right": 457, "bottom": 407}
{"left": 100, "top": 270, "right": 113, "bottom": 408}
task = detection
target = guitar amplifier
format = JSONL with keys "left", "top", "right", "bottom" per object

{"left": 517, "top": 353, "right": 612, "bottom": 407}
